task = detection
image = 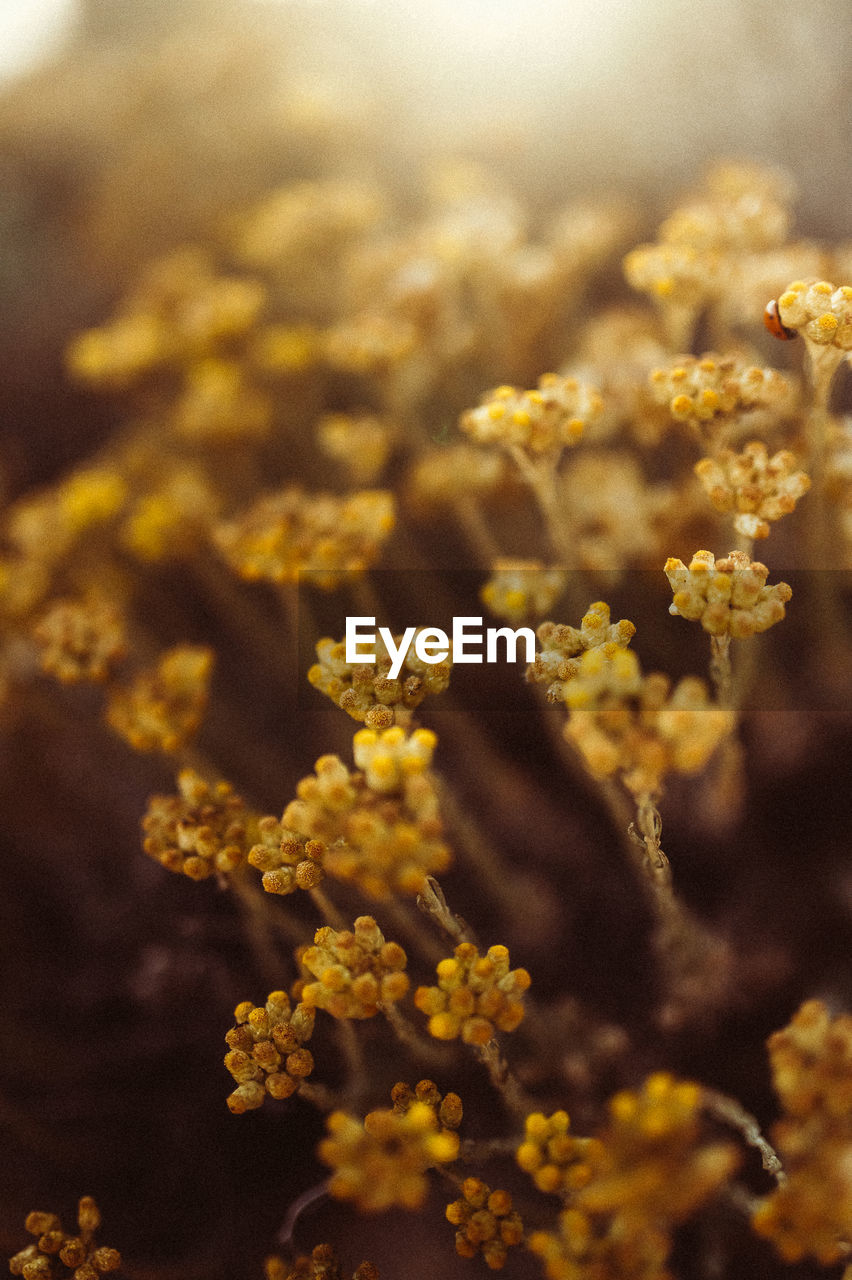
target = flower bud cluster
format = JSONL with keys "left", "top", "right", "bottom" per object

{"left": 649, "top": 355, "right": 791, "bottom": 438}
{"left": 214, "top": 488, "right": 395, "bottom": 589}
{"left": 319, "top": 1100, "right": 459, "bottom": 1212}
{"left": 752, "top": 1000, "right": 852, "bottom": 1266}
{"left": 298, "top": 917, "right": 409, "bottom": 1019}
{"left": 516, "top": 1110, "right": 603, "bottom": 1195}
{"left": 414, "top": 942, "right": 530, "bottom": 1045}
{"left": 247, "top": 819, "right": 325, "bottom": 894}
{"left": 351, "top": 726, "right": 437, "bottom": 792}
{"left": 224, "top": 991, "right": 315, "bottom": 1114}
{"left": 9, "top": 1198, "right": 121, "bottom": 1280}
{"left": 446, "top": 1178, "right": 524, "bottom": 1271}
{"left": 106, "top": 645, "right": 213, "bottom": 754}
{"left": 460, "top": 374, "right": 603, "bottom": 456}
{"left": 33, "top": 598, "right": 127, "bottom": 684}
{"left": 694, "top": 442, "right": 810, "bottom": 540}
{"left": 480, "top": 560, "right": 567, "bottom": 624}
{"left": 665, "top": 549, "right": 792, "bottom": 636}
{"left": 390, "top": 1079, "right": 464, "bottom": 1133}
{"left": 527, "top": 602, "right": 636, "bottom": 701}
{"left": 142, "top": 770, "right": 251, "bottom": 880}
{"left": 309, "top": 639, "right": 450, "bottom": 728}
{"left": 265, "top": 1244, "right": 379, "bottom": 1280}
{"left": 777, "top": 279, "right": 852, "bottom": 349}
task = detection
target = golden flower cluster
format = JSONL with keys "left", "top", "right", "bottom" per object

{"left": 648, "top": 354, "right": 791, "bottom": 439}
{"left": 480, "top": 559, "right": 567, "bottom": 624}
{"left": 223, "top": 991, "right": 315, "bottom": 1114}
{"left": 389, "top": 1078, "right": 464, "bottom": 1133}
{"left": 319, "top": 1099, "right": 460, "bottom": 1212}
{"left": 460, "top": 374, "right": 603, "bottom": 457}
{"left": 9, "top": 1198, "right": 120, "bottom": 1280}
{"left": 33, "top": 598, "right": 127, "bottom": 684}
{"left": 777, "top": 279, "right": 852, "bottom": 350}
{"left": 142, "top": 769, "right": 252, "bottom": 880}
{"left": 298, "top": 916, "right": 409, "bottom": 1019}
{"left": 265, "top": 1244, "right": 379, "bottom": 1280}
{"left": 694, "top": 441, "right": 810, "bottom": 540}
{"left": 528, "top": 1074, "right": 738, "bottom": 1280}
{"left": 247, "top": 820, "right": 325, "bottom": 895}
{"left": 214, "top": 488, "right": 395, "bottom": 589}
{"left": 309, "top": 638, "right": 450, "bottom": 728}
{"left": 527, "top": 602, "right": 636, "bottom": 701}
{"left": 414, "top": 942, "right": 530, "bottom": 1045}
{"left": 446, "top": 1178, "right": 524, "bottom": 1271}
{"left": 752, "top": 1000, "right": 852, "bottom": 1266}
{"left": 282, "top": 741, "right": 450, "bottom": 899}
{"left": 665, "top": 549, "right": 792, "bottom": 637}
{"left": 516, "top": 1110, "right": 603, "bottom": 1196}
{"left": 105, "top": 644, "right": 213, "bottom": 754}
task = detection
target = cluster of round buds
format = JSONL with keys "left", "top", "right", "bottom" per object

{"left": 480, "top": 560, "right": 567, "bottom": 624}
{"left": 446, "top": 1179, "right": 524, "bottom": 1271}
{"left": 316, "top": 413, "right": 394, "bottom": 485}
{"left": 624, "top": 241, "right": 719, "bottom": 313}
{"left": 298, "top": 917, "right": 409, "bottom": 1019}
{"left": 527, "top": 602, "right": 636, "bottom": 700}
{"left": 665, "top": 550, "right": 792, "bottom": 637}
{"left": 265, "top": 1245, "right": 379, "bottom": 1280}
{"left": 390, "top": 1079, "right": 464, "bottom": 1133}
{"left": 516, "top": 1111, "right": 603, "bottom": 1196}
{"left": 351, "top": 726, "right": 436, "bottom": 792}
{"left": 9, "top": 1198, "right": 121, "bottom": 1280}
{"left": 752, "top": 1000, "right": 852, "bottom": 1266}
{"left": 214, "top": 488, "right": 395, "bottom": 589}
{"left": 775, "top": 280, "right": 852, "bottom": 350}
{"left": 648, "top": 355, "right": 792, "bottom": 440}
{"left": 308, "top": 637, "right": 450, "bottom": 728}
{"left": 414, "top": 943, "right": 530, "bottom": 1045}
{"left": 283, "top": 748, "right": 450, "bottom": 900}
{"left": 528, "top": 1075, "right": 738, "bottom": 1280}
{"left": 223, "top": 991, "right": 315, "bottom": 1114}
{"left": 142, "top": 770, "right": 251, "bottom": 880}
{"left": 566, "top": 672, "right": 734, "bottom": 796}
{"left": 33, "top": 598, "right": 127, "bottom": 684}
{"left": 694, "top": 442, "right": 810, "bottom": 540}
{"left": 319, "top": 1101, "right": 460, "bottom": 1212}
{"left": 460, "top": 373, "right": 603, "bottom": 456}
{"left": 247, "top": 819, "right": 325, "bottom": 894}
{"left": 105, "top": 645, "right": 213, "bottom": 754}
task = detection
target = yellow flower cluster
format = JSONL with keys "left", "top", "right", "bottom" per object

{"left": 9, "top": 1198, "right": 120, "bottom": 1280}
{"left": 319, "top": 1100, "right": 459, "bottom": 1212}
{"left": 33, "top": 598, "right": 127, "bottom": 684}
{"left": 649, "top": 355, "right": 791, "bottom": 438}
{"left": 529, "top": 1074, "right": 738, "bottom": 1280}
{"left": 665, "top": 549, "right": 792, "bottom": 637}
{"left": 752, "top": 1000, "right": 852, "bottom": 1266}
{"left": 298, "top": 916, "right": 409, "bottom": 1019}
{"left": 389, "top": 1078, "right": 464, "bottom": 1133}
{"left": 694, "top": 442, "right": 810, "bottom": 540}
{"left": 309, "top": 638, "right": 450, "bottom": 728}
{"left": 480, "top": 560, "right": 567, "bottom": 624}
{"left": 446, "top": 1178, "right": 524, "bottom": 1271}
{"left": 105, "top": 644, "right": 213, "bottom": 753}
{"left": 527, "top": 602, "right": 636, "bottom": 701}
{"left": 247, "top": 819, "right": 325, "bottom": 895}
{"left": 120, "top": 467, "right": 219, "bottom": 563}
{"left": 351, "top": 725, "right": 437, "bottom": 792}
{"left": 777, "top": 279, "right": 852, "bottom": 349}
{"left": 624, "top": 241, "right": 717, "bottom": 313}
{"left": 214, "top": 488, "right": 395, "bottom": 589}
{"left": 223, "top": 991, "right": 315, "bottom": 1114}
{"left": 566, "top": 671, "right": 733, "bottom": 797}
{"left": 316, "top": 413, "right": 394, "bottom": 485}
{"left": 414, "top": 942, "right": 530, "bottom": 1045}
{"left": 460, "top": 374, "right": 603, "bottom": 456}
{"left": 142, "top": 769, "right": 252, "bottom": 880}
{"left": 265, "top": 1244, "right": 379, "bottom": 1280}
{"left": 282, "top": 743, "right": 450, "bottom": 899}
{"left": 516, "top": 1110, "right": 603, "bottom": 1195}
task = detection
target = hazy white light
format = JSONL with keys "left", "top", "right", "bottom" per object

{"left": 0, "top": 0, "right": 78, "bottom": 83}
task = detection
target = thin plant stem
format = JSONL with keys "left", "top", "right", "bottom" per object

{"left": 702, "top": 1089, "right": 785, "bottom": 1185}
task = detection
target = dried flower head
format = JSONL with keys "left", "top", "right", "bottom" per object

{"left": 33, "top": 598, "right": 127, "bottom": 684}
{"left": 316, "top": 413, "right": 394, "bottom": 485}
{"left": 414, "top": 942, "right": 530, "bottom": 1045}
{"left": 390, "top": 1079, "right": 464, "bottom": 1132}
{"left": 224, "top": 991, "right": 315, "bottom": 1113}
{"left": 309, "top": 636, "right": 450, "bottom": 728}
{"left": 649, "top": 355, "right": 792, "bottom": 441}
{"left": 516, "top": 1110, "right": 603, "bottom": 1196}
{"left": 247, "top": 819, "right": 326, "bottom": 894}
{"left": 694, "top": 441, "right": 810, "bottom": 540}
{"left": 299, "top": 916, "right": 409, "bottom": 1019}
{"left": 480, "top": 560, "right": 566, "bottom": 624}
{"left": 142, "top": 770, "right": 252, "bottom": 880}
{"left": 460, "top": 373, "right": 603, "bottom": 457}
{"left": 446, "top": 1178, "right": 524, "bottom": 1270}
{"left": 9, "top": 1197, "right": 121, "bottom": 1280}
{"left": 527, "top": 602, "right": 636, "bottom": 700}
{"left": 665, "top": 549, "right": 792, "bottom": 636}
{"left": 106, "top": 645, "right": 213, "bottom": 753}
{"left": 264, "top": 1244, "right": 379, "bottom": 1280}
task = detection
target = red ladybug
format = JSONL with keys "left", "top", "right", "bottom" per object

{"left": 764, "top": 298, "right": 797, "bottom": 340}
